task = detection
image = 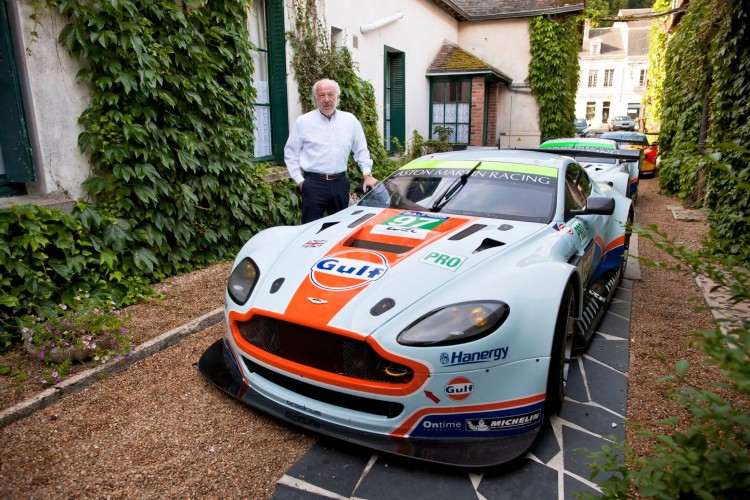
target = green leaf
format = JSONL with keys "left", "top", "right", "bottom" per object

{"left": 675, "top": 359, "right": 690, "bottom": 378}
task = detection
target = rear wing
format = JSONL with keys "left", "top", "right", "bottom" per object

{"left": 519, "top": 147, "right": 642, "bottom": 163}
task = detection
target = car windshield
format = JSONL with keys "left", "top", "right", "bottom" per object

{"left": 576, "top": 156, "right": 617, "bottom": 165}
{"left": 358, "top": 165, "right": 557, "bottom": 223}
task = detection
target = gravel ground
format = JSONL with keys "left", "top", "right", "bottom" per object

{"left": 0, "top": 177, "right": 740, "bottom": 496}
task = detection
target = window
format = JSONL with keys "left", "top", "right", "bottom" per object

{"left": 247, "top": 0, "right": 288, "bottom": 162}
{"left": 430, "top": 80, "right": 471, "bottom": 143}
{"left": 604, "top": 69, "right": 614, "bottom": 87}
{"left": 248, "top": 6, "right": 271, "bottom": 158}
{"left": 639, "top": 69, "right": 647, "bottom": 87}
{"left": 585, "top": 102, "right": 596, "bottom": 121}
{"left": 587, "top": 70, "right": 598, "bottom": 88}
{"left": 564, "top": 163, "right": 591, "bottom": 221}
{"left": 602, "top": 101, "right": 611, "bottom": 123}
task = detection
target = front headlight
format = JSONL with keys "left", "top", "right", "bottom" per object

{"left": 227, "top": 257, "right": 259, "bottom": 305}
{"left": 397, "top": 301, "right": 510, "bottom": 346}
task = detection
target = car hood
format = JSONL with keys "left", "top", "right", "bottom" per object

{"left": 236, "top": 206, "right": 548, "bottom": 338}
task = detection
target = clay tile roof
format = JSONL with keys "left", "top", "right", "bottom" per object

{"left": 432, "top": 0, "right": 585, "bottom": 21}
{"left": 426, "top": 40, "right": 512, "bottom": 85}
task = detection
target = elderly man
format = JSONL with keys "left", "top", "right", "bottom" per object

{"left": 284, "top": 78, "right": 378, "bottom": 224}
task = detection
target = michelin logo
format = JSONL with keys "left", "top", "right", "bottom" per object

{"left": 465, "top": 410, "right": 542, "bottom": 432}
{"left": 440, "top": 347, "right": 509, "bottom": 366}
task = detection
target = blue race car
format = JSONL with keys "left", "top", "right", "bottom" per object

{"left": 199, "top": 148, "right": 633, "bottom": 467}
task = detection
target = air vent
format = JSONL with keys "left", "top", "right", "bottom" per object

{"left": 473, "top": 238, "right": 505, "bottom": 253}
{"left": 318, "top": 222, "right": 339, "bottom": 233}
{"left": 346, "top": 239, "right": 412, "bottom": 254}
{"left": 498, "top": 224, "right": 513, "bottom": 231}
{"left": 448, "top": 224, "right": 487, "bottom": 240}
{"left": 348, "top": 213, "right": 376, "bottom": 228}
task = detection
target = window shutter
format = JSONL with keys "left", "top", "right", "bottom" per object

{"left": 389, "top": 52, "right": 405, "bottom": 152}
{"left": 0, "top": 1, "right": 34, "bottom": 184}
{"left": 266, "top": 0, "right": 289, "bottom": 163}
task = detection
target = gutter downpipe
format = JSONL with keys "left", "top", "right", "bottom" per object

{"left": 360, "top": 12, "right": 403, "bottom": 34}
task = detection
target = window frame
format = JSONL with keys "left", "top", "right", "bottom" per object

{"left": 428, "top": 78, "right": 472, "bottom": 144}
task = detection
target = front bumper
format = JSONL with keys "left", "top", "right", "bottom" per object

{"left": 198, "top": 338, "right": 540, "bottom": 468}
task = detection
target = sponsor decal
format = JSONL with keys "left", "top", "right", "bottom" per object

{"left": 310, "top": 249, "right": 389, "bottom": 291}
{"left": 420, "top": 251, "right": 466, "bottom": 271}
{"left": 465, "top": 410, "right": 542, "bottom": 432}
{"left": 307, "top": 297, "right": 328, "bottom": 305}
{"left": 570, "top": 221, "right": 588, "bottom": 243}
{"left": 553, "top": 222, "right": 574, "bottom": 235}
{"left": 393, "top": 169, "right": 553, "bottom": 185}
{"left": 303, "top": 240, "right": 326, "bottom": 248}
{"left": 285, "top": 411, "right": 321, "bottom": 428}
{"left": 444, "top": 376, "right": 473, "bottom": 401}
{"left": 370, "top": 212, "right": 449, "bottom": 240}
{"left": 439, "top": 347, "right": 509, "bottom": 367}
{"left": 408, "top": 401, "right": 545, "bottom": 438}
{"left": 286, "top": 400, "right": 322, "bottom": 417}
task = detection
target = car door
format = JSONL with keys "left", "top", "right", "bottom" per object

{"left": 563, "top": 163, "right": 606, "bottom": 289}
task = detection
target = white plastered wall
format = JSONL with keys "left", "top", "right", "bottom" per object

{"left": 9, "top": 1, "right": 91, "bottom": 200}
{"left": 458, "top": 18, "right": 541, "bottom": 148}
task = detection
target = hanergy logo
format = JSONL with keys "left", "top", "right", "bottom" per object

{"left": 310, "top": 249, "right": 389, "bottom": 291}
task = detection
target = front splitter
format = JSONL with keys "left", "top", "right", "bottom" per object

{"left": 198, "top": 338, "right": 539, "bottom": 468}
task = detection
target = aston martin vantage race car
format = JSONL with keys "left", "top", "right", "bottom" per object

{"left": 198, "top": 148, "right": 633, "bottom": 467}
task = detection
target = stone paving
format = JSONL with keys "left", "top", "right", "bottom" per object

{"left": 271, "top": 280, "right": 634, "bottom": 500}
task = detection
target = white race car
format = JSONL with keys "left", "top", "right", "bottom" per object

{"left": 199, "top": 148, "right": 633, "bottom": 467}
{"left": 539, "top": 138, "right": 642, "bottom": 200}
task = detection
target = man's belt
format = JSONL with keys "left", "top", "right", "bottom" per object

{"left": 303, "top": 171, "right": 346, "bottom": 181}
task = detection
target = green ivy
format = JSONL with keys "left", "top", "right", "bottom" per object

{"left": 1, "top": 0, "right": 300, "bottom": 350}
{"left": 528, "top": 15, "right": 580, "bottom": 139}
{"left": 642, "top": 0, "right": 669, "bottom": 133}
{"left": 657, "top": 0, "right": 750, "bottom": 265}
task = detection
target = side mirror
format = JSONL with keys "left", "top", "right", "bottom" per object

{"left": 571, "top": 197, "right": 615, "bottom": 216}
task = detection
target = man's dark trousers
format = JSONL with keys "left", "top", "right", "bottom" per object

{"left": 300, "top": 175, "right": 349, "bottom": 224}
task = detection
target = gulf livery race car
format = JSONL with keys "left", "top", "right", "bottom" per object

{"left": 600, "top": 132, "right": 658, "bottom": 178}
{"left": 198, "top": 148, "right": 633, "bottom": 467}
{"left": 539, "top": 138, "right": 641, "bottom": 200}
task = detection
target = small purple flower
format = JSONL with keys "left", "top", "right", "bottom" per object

{"left": 55, "top": 378, "right": 62, "bottom": 384}
{"left": 59, "top": 304, "right": 67, "bottom": 310}
{"left": 110, "top": 339, "right": 116, "bottom": 345}
{"left": 22, "top": 327, "right": 29, "bottom": 334}
{"left": 50, "top": 342, "right": 55, "bottom": 348}
{"left": 51, "top": 371, "right": 59, "bottom": 378}
{"left": 120, "top": 327, "right": 127, "bottom": 334}
{"left": 39, "top": 352, "right": 45, "bottom": 360}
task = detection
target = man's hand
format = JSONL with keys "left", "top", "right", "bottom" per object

{"left": 363, "top": 174, "right": 377, "bottom": 192}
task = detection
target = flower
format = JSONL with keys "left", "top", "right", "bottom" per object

{"left": 21, "top": 294, "right": 133, "bottom": 384}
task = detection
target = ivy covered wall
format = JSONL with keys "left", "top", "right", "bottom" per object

{"left": 658, "top": 0, "right": 749, "bottom": 263}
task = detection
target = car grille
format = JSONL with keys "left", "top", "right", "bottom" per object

{"left": 243, "top": 358, "right": 405, "bottom": 418}
{"left": 237, "top": 315, "right": 415, "bottom": 384}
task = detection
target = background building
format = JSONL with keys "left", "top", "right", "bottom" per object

{"left": 575, "top": 8, "right": 653, "bottom": 130}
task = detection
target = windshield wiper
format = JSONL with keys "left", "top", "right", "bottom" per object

{"left": 430, "top": 162, "right": 482, "bottom": 212}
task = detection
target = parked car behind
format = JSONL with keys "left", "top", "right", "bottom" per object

{"left": 600, "top": 132, "right": 657, "bottom": 177}
{"left": 608, "top": 115, "right": 636, "bottom": 131}
{"left": 574, "top": 118, "right": 590, "bottom": 138}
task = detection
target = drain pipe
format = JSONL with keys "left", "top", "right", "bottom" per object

{"left": 360, "top": 11, "right": 403, "bottom": 34}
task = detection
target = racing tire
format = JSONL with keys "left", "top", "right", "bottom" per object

{"left": 619, "top": 209, "right": 635, "bottom": 278}
{"left": 545, "top": 283, "right": 575, "bottom": 415}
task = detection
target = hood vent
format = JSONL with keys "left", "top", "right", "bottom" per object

{"left": 348, "top": 213, "right": 376, "bottom": 228}
{"left": 448, "top": 224, "right": 487, "bottom": 241}
{"left": 345, "top": 238, "right": 412, "bottom": 254}
{"left": 473, "top": 238, "right": 505, "bottom": 253}
{"left": 317, "top": 221, "right": 339, "bottom": 233}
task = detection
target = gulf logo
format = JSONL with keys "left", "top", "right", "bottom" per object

{"left": 309, "top": 249, "right": 389, "bottom": 291}
{"left": 444, "top": 376, "right": 474, "bottom": 401}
